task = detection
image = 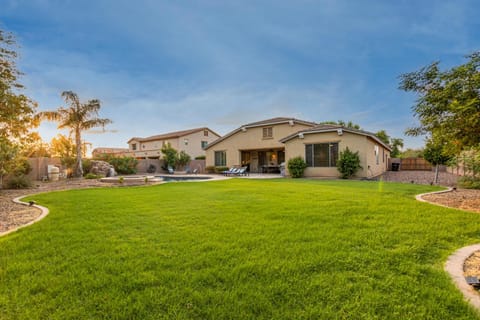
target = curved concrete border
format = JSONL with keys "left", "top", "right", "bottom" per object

{"left": 0, "top": 195, "right": 49, "bottom": 238}
{"left": 416, "top": 188, "right": 480, "bottom": 311}
{"left": 415, "top": 187, "right": 454, "bottom": 208}
{"left": 445, "top": 244, "right": 480, "bottom": 311}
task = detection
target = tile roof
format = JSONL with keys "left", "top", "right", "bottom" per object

{"left": 204, "top": 117, "right": 317, "bottom": 149}
{"left": 279, "top": 124, "right": 392, "bottom": 150}
{"left": 127, "top": 127, "right": 220, "bottom": 143}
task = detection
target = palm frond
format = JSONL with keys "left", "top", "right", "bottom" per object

{"left": 81, "top": 118, "right": 113, "bottom": 130}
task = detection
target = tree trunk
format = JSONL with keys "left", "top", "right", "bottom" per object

{"left": 434, "top": 164, "right": 439, "bottom": 185}
{"left": 74, "top": 127, "right": 83, "bottom": 178}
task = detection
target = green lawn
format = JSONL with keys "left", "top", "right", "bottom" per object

{"left": 1, "top": 179, "right": 480, "bottom": 319}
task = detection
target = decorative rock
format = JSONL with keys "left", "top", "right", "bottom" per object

{"left": 89, "top": 160, "right": 114, "bottom": 177}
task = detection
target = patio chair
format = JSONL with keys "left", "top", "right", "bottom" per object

{"left": 223, "top": 167, "right": 239, "bottom": 176}
{"left": 236, "top": 167, "right": 249, "bottom": 176}
{"left": 168, "top": 166, "right": 175, "bottom": 174}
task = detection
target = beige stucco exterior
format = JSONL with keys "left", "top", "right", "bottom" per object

{"left": 284, "top": 131, "right": 390, "bottom": 178}
{"left": 127, "top": 128, "right": 220, "bottom": 159}
{"left": 205, "top": 120, "right": 314, "bottom": 172}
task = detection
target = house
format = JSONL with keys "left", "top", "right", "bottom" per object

{"left": 204, "top": 117, "right": 317, "bottom": 173}
{"left": 205, "top": 118, "right": 391, "bottom": 178}
{"left": 91, "top": 147, "right": 130, "bottom": 158}
{"left": 127, "top": 127, "right": 220, "bottom": 159}
{"left": 280, "top": 125, "right": 391, "bottom": 178}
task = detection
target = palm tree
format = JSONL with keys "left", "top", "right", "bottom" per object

{"left": 38, "top": 91, "right": 112, "bottom": 177}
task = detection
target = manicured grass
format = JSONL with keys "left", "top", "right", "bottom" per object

{"left": 1, "top": 179, "right": 480, "bottom": 319}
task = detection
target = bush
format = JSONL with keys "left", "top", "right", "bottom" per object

{"left": 84, "top": 173, "right": 102, "bottom": 179}
{"left": 205, "top": 166, "right": 216, "bottom": 174}
{"left": 107, "top": 157, "right": 138, "bottom": 174}
{"left": 13, "top": 159, "right": 32, "bottom": 176}
{"left": 7, "top": 175, "right": 32, "bottom": 189}
{"left": 458, "top": 176, "right": 480, "bottom": 189}
{"left": 195, "top": 155, "right": 206, "bottom": 160}
{"left": 177, "top": 151, "right": 191, "bottom": 170}
{"left": 287, "top": 157, "right": 307, "bottom": 178}
{"left": 337, "top": 147, "right": 362, "bottom": 179}
{"left": 146, "top": 164, "right": 156, "bottom": 174}
{"left": 215, "top": 166, "right": 229, "bottom": 174}
{"left": 82, "top": 159, "right": 93, "bottom": 175}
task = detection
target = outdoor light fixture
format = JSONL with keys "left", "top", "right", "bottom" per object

{"left": 298, "top": 133, "right": 304, "bottom": 139}
{"left": 337, "top": 129, "right": 343, "bottom": 136}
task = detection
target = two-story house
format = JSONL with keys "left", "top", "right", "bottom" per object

{"left": 127, "top": 127, "right": 220, "bottom": 159}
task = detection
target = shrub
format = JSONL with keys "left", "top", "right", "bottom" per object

{"left": 177, "top": 151, "right": 191, "bottom": 170}
{"left": 337, "top": 147, "right": 362, "bottom": 179}
{"left": 205, "top": 166, "right": 216, "bottom": 174}
{"left": 195, "top": 155, "right": 206, "bottom": 160}
{"left": 458, "top": 177, "right": 480, "bottom": 189}
{"left": 146, "top": 164, "right": 156, "bottom": 174}
{"left": 82, "top": 159, "right": 93, "bottom": 175}
{"left": 215, "top": 166, "right": 229, "bottom": 174}
{"left": 84, "top": 173, "right": 102, "bottom": 179}
{"left": 161, "top": 143, "right": 178, "bottom": 169}
{"left": 287, "top": 157, "right": 307, "bottom": 178}
{"left": 107, "top": 157, "right": 138, "bottom": 174}
{"left": 7, "top": 175, "right": 32, "bottom": 189}
{"left": 12, "top": 158, "right": 32, "bottom": 177}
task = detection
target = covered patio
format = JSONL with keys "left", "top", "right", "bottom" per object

{"left": 240, "top": 148, "right": 285, "bottom": 173}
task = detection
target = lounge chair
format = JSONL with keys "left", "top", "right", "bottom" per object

{"left": 223, "top": 167, "right": 238, "bottom": 176}
{"left": 236, "top": 167, "right": 248, "bottom": 176}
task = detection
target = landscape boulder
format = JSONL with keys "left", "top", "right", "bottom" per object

{"left": 89, "top": 160, "right": 115, "bottom": 177}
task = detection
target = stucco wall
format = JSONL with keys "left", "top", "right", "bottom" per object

{"left": 284, "top": 131, "right": 390, "bottom": 178}
{"left": 128, "top": 129, "right": 219, "bottom": 159}
{"left": 179, "top": 130, "right": 219, "bottom": 159}
{"left": 205, "top": 123, "right": 313, "bottom": 168}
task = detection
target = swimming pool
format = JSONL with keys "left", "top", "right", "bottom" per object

{"left": 156, "top": 175, "right": 213, "bottom": 182}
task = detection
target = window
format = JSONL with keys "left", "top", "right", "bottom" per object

{"left": 214, "top": 151, "right": 226, "bottom": 166}
{"left": 131, "top": 143, "right": 137, "bottom": 151}
{"left": 374, "top": 145, "right": 379, "bottom": 165}
{"left": 262, "top": 127, "right": 273, "bottom": 139}
{"left": 204, "top": 130, "right": 209, "bottom": 137}
{"left": 305, "top": 143, "right": 338, "bottom": 167}
{"left": 201, "top": 141, "right": 208, "bottom": 149}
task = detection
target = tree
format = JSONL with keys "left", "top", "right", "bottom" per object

{"left": 0, "top": 29, "right": 38, "bottom": 187}
{"left": 319, "top": 120, "right": 361, "bottom": 129}
{"left": 375, "top": 130, "right": 404, "bottom": 158}
{"left": 177, "top": 151, "right": 191, "bottom": 169}
{"left": 390, "top": 138, "right": 404, "bottom": 158}
{"left": 38, "top": 91, "right": 112, "bottom": 177}
{"left": 161, "top": 143, "right": 178, "bottom": 169}
{"left": 399, "top": 51, "right": 480, "bottom": 154}
{"left": 336, "top": 147, "right": 362, "bottom": 179}
{"left": 0, "top": 138, "right": 18, "bottom": 188}
{"left": 50, "top": 134, "right": 76, "bottom": 172}
{"left": 423, "top": 137, "right": 452, "bottom": 185}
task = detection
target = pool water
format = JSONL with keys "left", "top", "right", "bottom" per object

{"left": 156, "top": 175, "right": 212, "bottom": 182}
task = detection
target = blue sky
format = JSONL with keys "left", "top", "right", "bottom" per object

{"left": 1, "top": 0, "right": 479, "bottom": 150}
